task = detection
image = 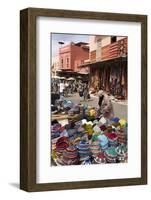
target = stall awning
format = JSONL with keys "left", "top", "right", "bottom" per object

{"left": 79, "top": 56, "right": 127, "bottom": 68}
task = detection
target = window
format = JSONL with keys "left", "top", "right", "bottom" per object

{"left": 61, "top": 59, "right": 63, "bottom": 68}
{"left": 111, "top": 36, "right": 117, "bottom": 43}
{"left": 66, "top": 57, "right": 69, "bottom": 68}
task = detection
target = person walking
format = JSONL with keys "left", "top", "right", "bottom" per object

{"left": 83, "top": 83, "right": 89, "bottom": 101}
{"left": 98, "top": 89, "right": 114, "bottom": 119}
{"left": 59, "top": 80, "right": 65, "bottom": 97}
{"left": 78, "top": 83, "right": 84, "bottom": 101}
{"left": 64, "top": 81, "right": 69, "bottom": 97}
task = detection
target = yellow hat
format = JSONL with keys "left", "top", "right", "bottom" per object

{"left": 119, "top": 119, "right": 127, "bottom": 127}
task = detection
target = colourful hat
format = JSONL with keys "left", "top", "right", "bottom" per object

{"left": 111, "top": 117, "right": 120, "bottom": 123}
{"left": 77, "top": 140, "right": 90, "bottom": 161}
{"left": 62, "top": 145, "right": 79, "bottom": 165}
{"left": 119, "top": 119, "right": 127, "bottom": 127}
{"left": 94, "top": 152, "right": 106, "bottom": 164}
{"left": 56, "top": 137, "right": 69, "bottom": 153}
{"left": 99, "top": 117, "right": 107, "bottom": 125}
{"left": 106, "top": 132, "right": 118, "bottom": 147}
{"left": 105, "top": 146, "right": 117, "bottom": 163}
{"left": 116, "top": 144, "right": 127, "bottom": 162}
{"left": 60, "top": 129, "right": 69, "bottom": 137}
{"left": 97, "top": 134, "right": 108, "bottom": 150}
{"left": 117, "top": 129, "right": 127, "bottom": 144}
{"left": 93, "top": 125, "right": 101, "bottom": 134}
{"left": 100, "top": 125, "right": 107, "bottom": 131}
{"left": 90, "top": 140, "right": 101, "bottom": 156}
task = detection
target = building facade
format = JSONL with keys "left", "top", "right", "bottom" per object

{"left": 52, "top": 55, "right": 60, "bottom": 77}
{"left": 87, "top": 36, "right": 128, "bottom": 99}
{"left": 59, "top": 42, "right": 89, "bottom": 73}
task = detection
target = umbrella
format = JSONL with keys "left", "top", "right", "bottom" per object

{"left": 60, "top": 77, "right": 66, "bottom": 80}
{"left": 67, "top": 77, "right": 75, "bottom": 80}
{"left": 52, "top": 75, "right": 60, "bottom": 79}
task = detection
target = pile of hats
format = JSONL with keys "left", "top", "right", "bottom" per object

{"left": 63, "top": 100, "right": 74, "bottom": 112}
{"left": 104, "top": 146, "right": 117, "bottom": 163}
{"left": 68, "top": 104, "right": 80, "bottom": 116}
{"left": 116, "top": 144, "right": 127, "bottom": 162}
{"left": 77, "top": 140, "right": 90, "bottom": 161}
{"left": 51, "top": 121, "right": 61, "bottom": 139}
{"left": 61, "top": 145, "right": 79, "bottom": 165}
{"left": 51, "top": 100, "right": 128, "bottom": 166}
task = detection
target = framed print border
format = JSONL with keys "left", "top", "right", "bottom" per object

{"left": 20, "top": 7, "right": 147, "bottom": 192}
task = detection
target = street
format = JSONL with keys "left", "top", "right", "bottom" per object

{"left": 64, "top": 93, "right": 127, "bottom": 120}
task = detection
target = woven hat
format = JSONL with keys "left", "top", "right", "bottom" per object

{"left": 67, "top": 129, "right": 77, "bottom": 137}
{"left": 97, "top": 134, "right": 108, "bottom": 150}
{"left": 117, "top": 128, "right": 127, "bottom": 144}
{"left": 77, "top": 140, "right": 90, "bottom": 161}
{"left": 56, "top": 136, "right": 69, "bottom": 153}
{"left": 116, "top": 144, "right": 127, "bottom": 162}
{"left": 119, "top": 119, "right": 127, "bottom": 127}
{"left": 106, "top": 132, "right": 118, "bottom": 147}
{"left": 105, "top": 146, "right": 117, "bottom": 163}
{"left": 90, "top": 140, "right": 101, "bottom": 156}
{"left": 111, "top": 117, "right": 120, "bottom": 123}
{"left": 100, "top": 125, "right": 107, "bottom": 131}
{"left": 62, "top": 145, "right": 79, "bottom": 165}
{"left": 60, "top": 129, "right": 69, "bottom": 137}
{"left": 99, "top": 117, "right": 107, "bottom": 125}
{"left": 94, "top": 152, "right": 106, "bottom": 164}
{"left": 93, "top": 125, "right": 101, "bottom": 134}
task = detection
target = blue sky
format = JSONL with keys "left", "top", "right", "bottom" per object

{"left": 51, "top": 33, "right": 90, "bottom": 57}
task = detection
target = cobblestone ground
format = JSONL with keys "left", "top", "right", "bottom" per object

{"left": 65, "top": 92, "right": 127, "bottom": 120}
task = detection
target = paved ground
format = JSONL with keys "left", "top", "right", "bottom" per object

{"left": 65, "top": 93, "right": 127, "bottom": 120}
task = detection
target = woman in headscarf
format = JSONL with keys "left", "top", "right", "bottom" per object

{"left": 98, "top": 89, "right": 114, "bottom": 119}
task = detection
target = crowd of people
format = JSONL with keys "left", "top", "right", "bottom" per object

{"left": 51, "top": 78, "right": 114, "bottom": 120}
{"left": 51, "top": 79, "right": 90, "bottom": 101}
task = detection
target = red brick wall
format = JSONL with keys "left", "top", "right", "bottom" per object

{"left": 59, "top": 44, "right": 89, "bottom": 72}
{"left": 71, "top": 45, "right": 89, "bottom": 72}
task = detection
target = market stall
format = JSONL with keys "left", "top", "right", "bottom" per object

{"left": 51, "top": 98, "right": 127, "bottom": 166}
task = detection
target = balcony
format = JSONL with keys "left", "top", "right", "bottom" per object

{"left": 101, "top": 37, "right": 127, "bottom": 61}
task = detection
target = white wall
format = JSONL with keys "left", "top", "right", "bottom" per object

{"left": 0, "top": 0, "right": 150, "bottom": 199}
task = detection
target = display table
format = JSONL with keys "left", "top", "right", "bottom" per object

{"left": 51, "top": 114, "right": 80, "bottom": 121}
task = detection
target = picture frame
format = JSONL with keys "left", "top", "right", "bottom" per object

{"left": 20, "top": 7, "right": 147, "bottom": 192}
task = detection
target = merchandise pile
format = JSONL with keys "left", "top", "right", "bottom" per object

{"left": 51, "top": 100, "right": 128, "bottom": 166}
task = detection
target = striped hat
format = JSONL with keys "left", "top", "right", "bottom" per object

{"left": 94, "top": 152, "right": 106, "bottom": 164}
{"left": 106, "top": 132, "right": 118, "bottom": 147}
{"left": 77, "top": 140, "right": 90, "bottom": 161}
{"left": 90, "top": 140, "right": 101, "bottom": 156}
{"left": 104, "top": 146, "right": 117, "bottom": 163}
{"left": 62, "top": 145, "right": 79, "bottom": 165}
{"left": 56, "top": 136, "right": 69, "bottom": 153}
{"left": 117, "top": 128, "right": 127, "bottom": 144}
{"left": 116, "top": 144, "right": 127, "bottom": 162}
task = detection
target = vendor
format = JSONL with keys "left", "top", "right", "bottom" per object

{"left": 98, "top": 89, "right": 114, "bottom": 119}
